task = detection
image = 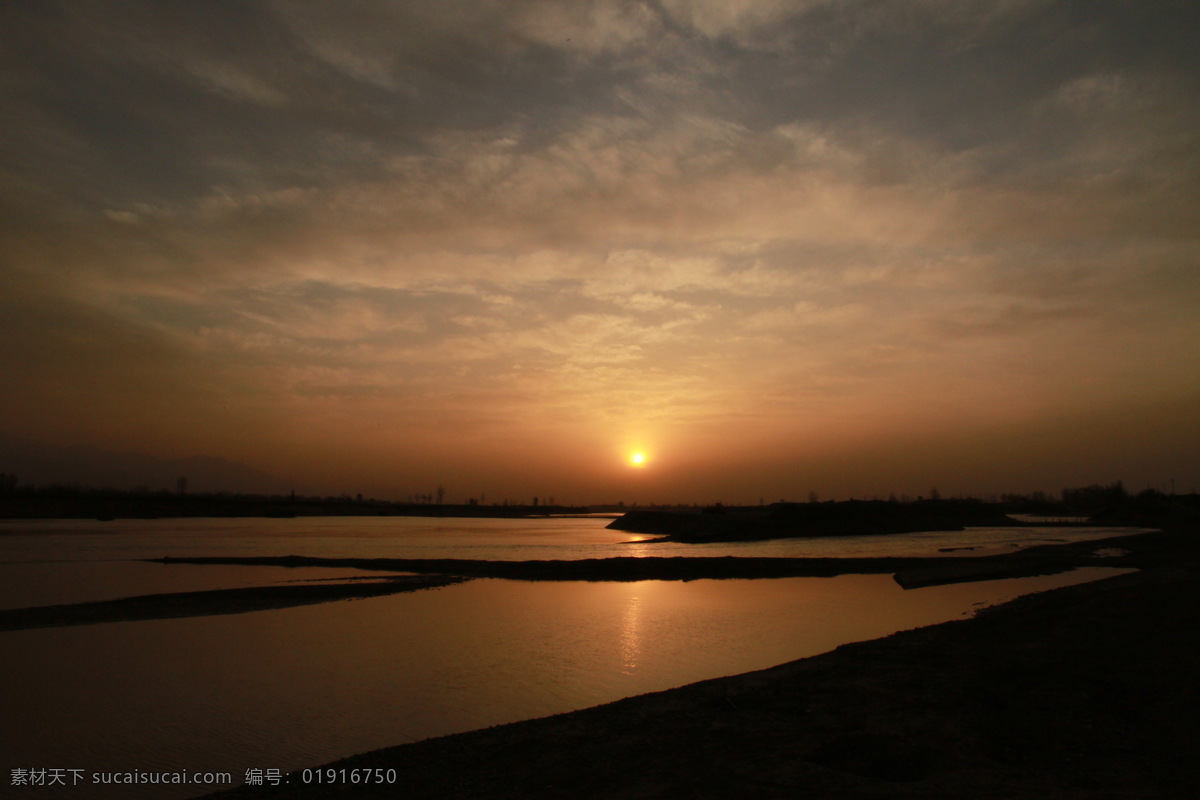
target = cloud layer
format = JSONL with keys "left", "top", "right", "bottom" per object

{"left": 3, "top": 1, "right": 1198, "bottom": 501}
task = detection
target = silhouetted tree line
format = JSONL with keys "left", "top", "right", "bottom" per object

{"left": 2, "top": 471, "right": 1194, "bottom": 524}
{"left": 1060, "top": 481, "right": 1128, "bottom": 511}
{"left": 0, "top": 475, "right": 586, "bottom": 520}
{"left": 766, "top": 496, "right": 1014, "bottom": 528}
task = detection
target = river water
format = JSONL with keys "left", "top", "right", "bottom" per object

{"left": 0, "top": 516, "right": 1138, "bottom": 798}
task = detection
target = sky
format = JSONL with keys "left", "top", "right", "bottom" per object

{"left": 2, "top": 0, "right": 1199, "bottom": 505}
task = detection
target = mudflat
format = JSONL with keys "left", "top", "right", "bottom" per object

{"left": 0, "top": 575, "right": 466, "bottom": 631}
{"left": 205, "top": 530, "right": 1199, "bottom": 799}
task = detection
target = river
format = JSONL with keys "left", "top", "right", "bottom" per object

{"left": 0, "top": 516, "right": 1137, "bottom": 798}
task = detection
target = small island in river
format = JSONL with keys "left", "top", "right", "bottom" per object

{"left": 606, "top": 498, "right": 1023, "bottom": 542}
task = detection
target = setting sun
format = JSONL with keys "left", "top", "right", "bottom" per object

{"left": 630, "top": 452, "right": 646, "bottom": 467}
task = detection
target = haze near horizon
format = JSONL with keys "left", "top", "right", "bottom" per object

{"left": 2, "top": 1, "right": 1198, "bottom": 504}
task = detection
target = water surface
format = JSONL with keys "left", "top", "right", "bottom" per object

{"left": 0, "top": 515, "right": 1141, "bottom": 608}
{"left": 0, "top": 516, "right": 1139, "bottom": 799}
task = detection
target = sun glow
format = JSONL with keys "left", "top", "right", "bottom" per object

{"left": 630, "top": 452, "right": 646, "bottom": 467}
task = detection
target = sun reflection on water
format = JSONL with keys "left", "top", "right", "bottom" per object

{"left": 619, "top": 590, "right": 643, "bottom": 674}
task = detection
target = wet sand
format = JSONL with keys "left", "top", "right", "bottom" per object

{"left": 200, "top": 529, "right": 1199, "bottom": 799}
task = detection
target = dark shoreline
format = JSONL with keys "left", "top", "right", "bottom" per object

{"left": 0, "top": 575, "right": 466, "bottom": 631}
{"left": 202, "top": 530, "right": 1200, "bottom": 799}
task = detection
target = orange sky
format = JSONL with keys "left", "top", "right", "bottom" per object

{"left": 2, "top": 2, "right": 1198, "bottom": 503}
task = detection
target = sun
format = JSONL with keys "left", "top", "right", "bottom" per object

{"left": 629, "top": 452, "right": 647, "bottom": 467}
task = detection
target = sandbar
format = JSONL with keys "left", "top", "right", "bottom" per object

{"left": 144, "top": 529, "right": 1162, "bottom": 584}
{"left": 0, "top": 575, "right": 467, "bottom": 631}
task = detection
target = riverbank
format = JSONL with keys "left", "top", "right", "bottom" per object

{"left": 205, "top": 529, "right": 1199, "bottom": 799}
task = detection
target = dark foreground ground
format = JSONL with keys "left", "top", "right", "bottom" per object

{"left": 205, "top": 530, "right": 1200, "bottom": 800}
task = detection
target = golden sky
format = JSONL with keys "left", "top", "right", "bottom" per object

{"left": 2, "top": 1, "right": 1198, "bottom": 503}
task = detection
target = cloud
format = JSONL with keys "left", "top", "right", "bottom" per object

{"left": 512, "top": 0, "right": 663, "bottom": 56}
{"left": 2, "top": 0, "right": 1198, "bottom": 497}
{"left": 660, "top": 0, "right": 815, "bottom": 47}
